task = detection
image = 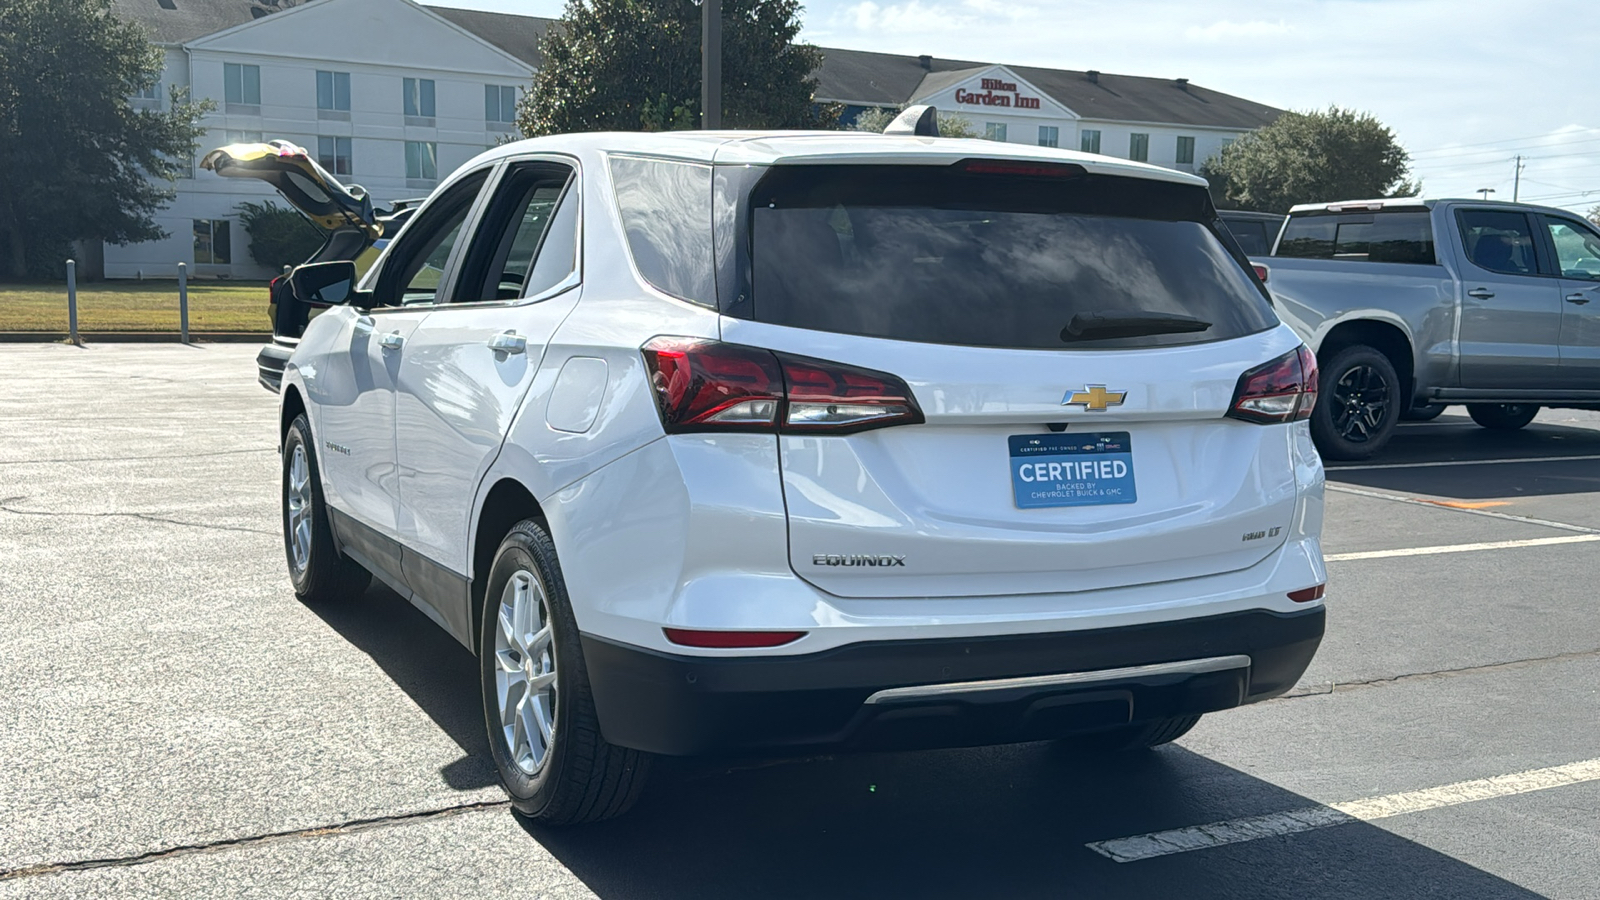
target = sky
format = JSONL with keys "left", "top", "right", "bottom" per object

{"left": 437, "top": 0, "right": 1599, "bottom": 215}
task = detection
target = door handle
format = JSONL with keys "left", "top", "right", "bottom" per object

{"left": 1467, "top": 288, "right": 1495, "bottom": 300}
{"left": 488, "top": 331, "right": 528, "bottom": 355}
{"left": 378, "top": 331, "right": 405, "bottom": 350}
{"left": 352, "top": 316, "right": 375, "bottom": 335}
{"left": 1567, "top": 293, "right": 1592, "bottom": 305}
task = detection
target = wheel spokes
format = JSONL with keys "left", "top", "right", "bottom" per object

{"left": 493, "top": 567, "right": 559, "bottom": 777}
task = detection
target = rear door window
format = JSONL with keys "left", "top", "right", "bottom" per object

{"left": 1457, "top": 210, "right": 1541, "bottom": 276}
{"left": 1276, "top": 210, "right": 1436, "bottom": 264}
{"left": 1542, "top": 216, "right": 1600, "bottom": 280}
{"left": 741, "top": 163, "right": 1276, "bottom": 351}
{"left": 451, "top": 162, "right": 577, "bottom": 303}
{"left": 1224, "top": 220, "right": 1271, "bottom": 255}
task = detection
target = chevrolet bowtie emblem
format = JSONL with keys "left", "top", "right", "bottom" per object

{"left": 1064, "top": 385, "right": 1127, "bottom": 411}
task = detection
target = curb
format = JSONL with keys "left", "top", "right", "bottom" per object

{"left": 0, "top": 332, "right": 269, "bottom": 344}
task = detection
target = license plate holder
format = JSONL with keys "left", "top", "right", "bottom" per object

{"left": 1009, "top": 432, "right": 1137, "bottom": 509}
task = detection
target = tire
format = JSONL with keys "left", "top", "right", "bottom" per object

{"left": 1064, "top": 715, "right": 1202, "bottom": 754}
{"left": 479, "top": 519, "right": 650, "bottom": 825}
{"left": 1400, "top": 402, "right": 1447, "bottom": 422}
{"left": 1466, "top": 403, "right": 1539, "bottom": 431}
{"left": 282, "top": 414, "right": 371, "bottom": 603}
{"left": 1309, "top": 345, "right": 1402, "bottom": 461}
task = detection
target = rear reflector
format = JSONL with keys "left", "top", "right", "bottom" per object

{"left": 1226, "top": 345, "right": 1318, "bottom": 424}
{"left": 663, "top": 628, "right": 807, "bottom": 648}
{"left": 1288, "top": 584, "right": 1326, "bottom": 603}
{"left": 1251, "top": 264, "right": 1269, "bottom": 283}
{"left": 641, "top": 337, "right": 924, "bottom": 435}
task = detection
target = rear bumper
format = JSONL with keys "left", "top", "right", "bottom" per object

{"left": 257, "top": 342, "right": 291, "bottom": 393}
{"left": 582, "top": 606, "right": 1324, "bottom": 756}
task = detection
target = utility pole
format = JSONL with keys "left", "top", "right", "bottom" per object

{"left": 1513, "top": 155, "right": 1524, "bottom": 202}
{"left": 701, "top": 0, "right": 721, "bottom": 129}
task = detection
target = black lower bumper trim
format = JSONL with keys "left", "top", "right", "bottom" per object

{"left": 582, "top": 607, "right": 1324, "bottom": 756}
{"left": 257, "top": 342, "right": 291, "bottom": 393}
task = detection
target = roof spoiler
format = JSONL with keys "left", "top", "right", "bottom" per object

{"left": 884, "top": 105, "right": 941, "bottom": 138}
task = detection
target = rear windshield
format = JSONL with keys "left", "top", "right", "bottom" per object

{"left": 743, "top": 164, "right": 1276, "bottom": 351}
{"left": 1276, "top": 210, "right": 1436, "bottom": 264}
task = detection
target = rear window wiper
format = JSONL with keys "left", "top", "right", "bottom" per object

{"left": 1060, "top": 311, "right": 1213, "bottom": 342}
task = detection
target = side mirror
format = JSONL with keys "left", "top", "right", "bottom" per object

{"left": 290, "top": 261, "right": 359, "bottom": 308}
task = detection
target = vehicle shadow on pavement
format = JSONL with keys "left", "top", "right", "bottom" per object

{"left": 1329, "top": 415, "right": 1600, "bottom": 500}
{"left": 300, "top": 583, "right": 498, "bottom": 791}
{"left": 524, "top": 742, "right": 1544, "bottom": 900}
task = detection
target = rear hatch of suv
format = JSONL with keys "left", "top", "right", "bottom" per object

{"left": 720, "top": 158, "right": 1305, "bottom": 599}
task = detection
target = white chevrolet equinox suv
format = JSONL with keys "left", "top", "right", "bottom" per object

{"left": 277, "top": 129, "right": 1327, "bottom": 824}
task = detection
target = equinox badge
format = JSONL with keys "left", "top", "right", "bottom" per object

{"left": 1063, "top": 385, "right": 1127, "bottom": 411}
{"left": 814, "top": 554, "right": 907, "bottom": 567}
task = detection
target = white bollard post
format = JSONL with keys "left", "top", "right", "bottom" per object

{"left": 66, "top": 259, "right": 79, "bottom": 345}
{"left": 177, "top": 262, "right": 189, "bottom": 344}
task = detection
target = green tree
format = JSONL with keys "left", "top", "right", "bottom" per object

{"left": 1588, "top": 205, "right": 1599, "bottom": 227}
{"left": 518, "top": 0, "right": 837, "bottom": 137}
{"left": 236, "top": 201, "right": 324, "bottom": 271}
{"left": 1199, "top": 106, "right": 1419, "bottom": 214}
{"left": 847, "top": 106, "right": 980, "bottom": 139}
{"left": 0, "top": 0, "right": 212, "bottom": 279}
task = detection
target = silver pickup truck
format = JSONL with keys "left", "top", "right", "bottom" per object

{"left": 1254, "top": 198, "right": 1600, "bottom": 459}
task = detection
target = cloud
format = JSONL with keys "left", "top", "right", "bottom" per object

{"left": 1183, "top": 19, "right": 1294, "bottom": 41}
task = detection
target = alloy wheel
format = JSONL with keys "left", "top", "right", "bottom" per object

{"left": 494, "top": 569, "right": 558, "bottom": 776}
{"left": 1331, "top": 364, "right": 1390, "bottom": 443}
{"left": 286, "top": 444, "right": 313, "bottom": 574}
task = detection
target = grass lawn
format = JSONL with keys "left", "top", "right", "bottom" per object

{"left": 0, "top": 280, "right": 272, "bottom": 332}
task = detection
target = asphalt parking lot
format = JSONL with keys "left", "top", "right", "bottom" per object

{"left": 2, "top": 344, "right": 1597, "bottom": 898}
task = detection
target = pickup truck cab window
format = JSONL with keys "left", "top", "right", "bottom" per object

{"left": 1545, "top": 217, "right": 1600, "bottom": 280}
{"left": 1276, "top": 210, "right": 1435, "bottom": 264}
{"left": 1457, "top": 209, "right": 1542, "bottom": 277}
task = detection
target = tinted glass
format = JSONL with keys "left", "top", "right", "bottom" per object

{"left": 376, "top": 171, "right": 488, "bottom": 306}
{"left": 455, "top": 165, "right": 576, "bottom": 303}
{"left": 1457, "top": 210, "right": 1537, "bottom": 276}
{"left": 1224, "top": 220, "right": 1270, "bottom": 256}
{"left": 610, "top": 156, "right": 715, "bottom": 306}
{"left": 1277, "top": 210, "right": 1435, "bottom": 264}
{"left": 744, "top": 165, "right": 1276, "bottom": 351}
{"left": 1545, "top": 218, "right": 1600, "bottom": 280}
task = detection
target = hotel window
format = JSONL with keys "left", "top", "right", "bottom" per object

{"left": 1080, "top": 129, "right": 1101, "bottom": 154}
{"left": 133, "top": 82, "right": 160, "bottom": 101}
{"left": 224, "top": 130, "right": 263, "bottom": 145}
{"left": 1129, "top": 132, "right": 1149, "bottom": 162}
{"left": 318, "top": 136, "right": 352, "bottom": 176}
{"left": 193, "top": 219, "right": 231, "bottom": 265}
{"left": 985, "top": 122, "right": 1008, "bottom": 142}
{"left": 404, "top": 77, "right": 436, "bottom": 119}
{"left": 1037, "top": 125, "right": 1059, "bottom": 148}
{"left": 486, "top": 84, "right": 518, "bottom": 126}
{"left": 1176, "top": 135, "right": 1196, "bottom": 165}
{"left": 224, "top": 63, "right": 260, "bottom": 106}
{"left": 317, "top": 70, "right": 351, "bottom": 115}
{"left": 406, "top": 140, "right": 438, "bottom": 182}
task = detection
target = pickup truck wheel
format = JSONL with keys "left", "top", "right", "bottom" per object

{"left": 1467, "top": 403, "right": 1540, "bottom": 430}
{"left": 1309, "top": 346, "right": 1401, "bottom": 461}
{"left": 282, "top": 415, "right": 371, "bottom": 603}
{"left": 480, "top": 519, "right": 650, "bottom": 825}
{"left": 1401, "top": 403, "right": 1447, "bottom": 422}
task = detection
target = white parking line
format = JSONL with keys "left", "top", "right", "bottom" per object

{"left": 1325, "top": 534, "right": 1600, "bottom": 562}
{"left": 1328, "top": 453, "right": 1600, "bottom": 472}
{"left": 1087, "top": 757, "right": 1600, "bottom": 863}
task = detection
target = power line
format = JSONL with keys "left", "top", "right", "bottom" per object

{"left": 1409, "top": 137, "right": 1600, "bottom": 165}
{"left": 1408, "top": 128, "right": 1600, "bottom": 157}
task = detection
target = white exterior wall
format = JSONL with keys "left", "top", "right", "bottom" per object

{"left": 105, "top": 0, "right": 531, "bottom": 281}
{"left": 898, "top": 65, "right": 1251, "bottom": 176}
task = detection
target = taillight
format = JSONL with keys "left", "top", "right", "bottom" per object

{"left": 641, "top": 337, "right": 925, "bottom": 435}
{"left": 1251, "top": 264, "right": 1269, "bottom": 283}
{"left": 1227, "top": 345, "right": 1319, "bottom": 424}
